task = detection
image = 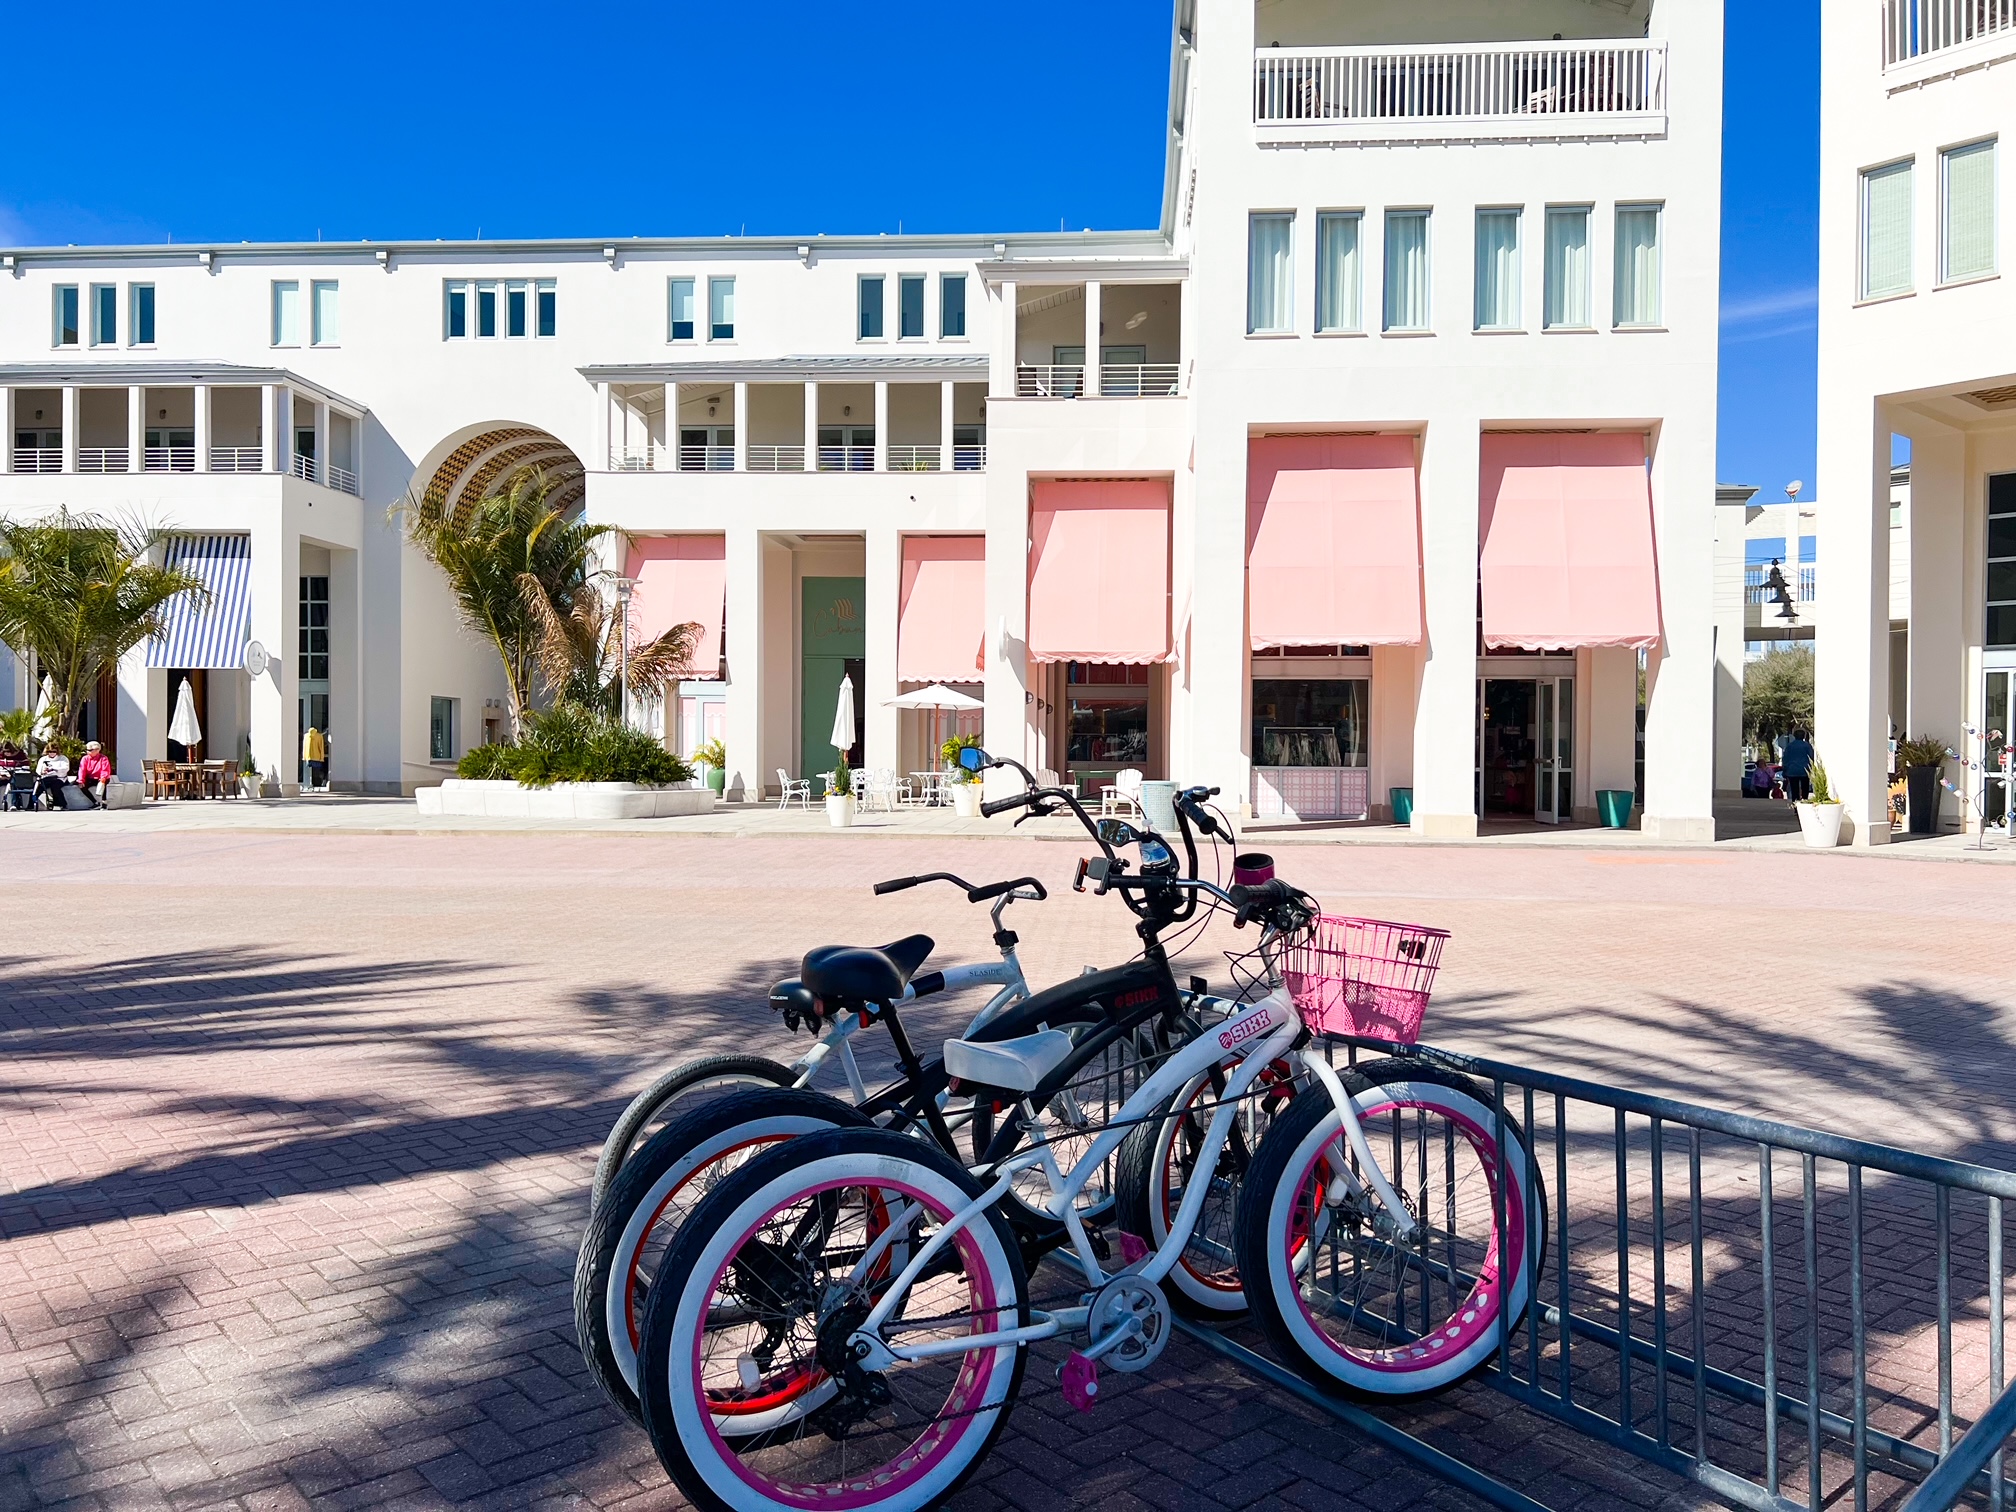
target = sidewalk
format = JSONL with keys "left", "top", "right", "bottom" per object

{"left": 3, "top": 789, "right": 2011, "bottom": 861}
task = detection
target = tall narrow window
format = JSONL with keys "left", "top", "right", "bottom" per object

{"left": 429, "top": 697, "right": 457, "bottom": 762}
{"left": 898, "top": 273, "right": 925, "bottom": 338}
{"left": 1544, "top": 206, "right": 1592, "bottom": 328}
{"left": 271, "top": 281, "right": 301, "bottom": 346}
{"left": 709, "top": 277, "right": 735, "bottom": 340}
{"left": 536, "top": 279, "right": 557, "bottom": 337}
{"left": 1248, "top": 212, "right": 1293, "bottom": 333}
{"left": 1861, "top": 160, "right": 1914, "bottom": 299}
{"left": 1474, "top": 210, "right": 1522, "bottom": 330}
{"left": 858, "top": 275, "right": 885, "bottom": 339}
{"left": 91, "top": 284, "right": 117, "bottom": 345}
{"left": 1988, "top": 473, "right": 2016, "bottom": 648}
{"left": 506, "top": 282, "right": 528, "bottom": 338}
{"left": 54, "top": 285, "right": 79, "bottom": 347}
{"left": 940, "top": 273, "right": 967, "bottom": 337}
{"left": 130, "top": 284, "right": 155, "bottom": 345}
{"left": 1383, "top": 211, "right": 1430, "bottom": 332}
{"left": 1942, "top": 139, "right": 1997, "bottom": 283}
{"left": 444, "top": 282, "right": 468, "bottom": 338}
{"left": 1315, "top": 212, "right": 1361, "bottom": 332}
{"left": 1613, "top": 204, "right": 1662, "bottom": 326}
{"left": 477, "top": 284, "right": 497, "bottom": 338}
{"left": 311, "top": 281, "right": 339, "bottom": 346}
{"left": 668, "top": 277, "right": 695, "bottom": 340}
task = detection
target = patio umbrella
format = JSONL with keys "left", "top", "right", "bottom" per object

{"left": 32, "top": 675, "right": 56, "bottom": 741}
{"left": 169, "top": 678, "right": 204, "bottom": 754}
{"left": 884, "top": 683, "right": 984, "bottom": 770}
{"left": 829, "top": 671, "right": 856, "bottom": 759}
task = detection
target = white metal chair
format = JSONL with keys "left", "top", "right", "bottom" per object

{"left": 1100, "top": 767, "right": 1145, "bottom": 818}
{"left": 776, "top": 768, "right": 813, "bottom": 811}
{"left": 860, "top": 768, "right": 901, "bottom": 813}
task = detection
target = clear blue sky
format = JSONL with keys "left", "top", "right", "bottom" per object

{"left": 0, "top": 1, "right": 1815, "bottom": 496}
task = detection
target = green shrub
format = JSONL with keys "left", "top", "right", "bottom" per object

{"left": 692, "top": 737, "right": 726, "bottom": 770}
{"left": 1809, "top": 757, "right": 1833, "bottom": 805}
{"left": 1896, "top": 734, "right": 1950, "bottom": 769}
{"left": 462, "top": 704, "right": 691, "bottom": 788}
{"left": 940, "top": 733, "right": 981, "bottom": 783}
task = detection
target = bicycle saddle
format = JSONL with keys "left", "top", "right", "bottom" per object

{"left": 942, "top": 1028, "right": 1074, "bottom": 1093}
{"left": 800, "top": 933, "right": 934, "bottom": 1003}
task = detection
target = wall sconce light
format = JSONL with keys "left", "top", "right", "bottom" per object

{"left": 843, "top": 405, "right": 852, "bottom": 417}
{"left": 158, "top": 408, "right": 168, "bottom": 419}
{"left": 34, "top": 409, "right": 44, "bottom": 420}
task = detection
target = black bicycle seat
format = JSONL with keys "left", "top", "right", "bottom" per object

{"left": 800, "top": 934, "right": 934, "bottom": 1003}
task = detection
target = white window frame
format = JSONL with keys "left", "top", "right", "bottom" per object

{"left": 53, "top": 285, "right": 79, "bottom": 348}
{"left": 668, "top": 276, "right": 696, "bottom": 342}
{"left": 504, "top": 280, "right": 530, "bottom": 339}
{"left": 535, "top": 279, "right": 557, "bottom": 338}
{"left": 1473, "top": 208, "right": 1523, "bottom": 332}
{"left": 897, "top": 272, "right": 926, "bottom": 340}
{"left": 89, "top": 283, "right": 117, "bottom": 347}
{"left": 1248, "top": 211, "right": 1295, "bottom": 335}
{"left": 1382, "top": 209, "right": 1433, "bottom": 334}
{"left": 708, "top": 276, "right": 735, "bottom": 341}
{"left": 429, "top": 696, "right": 459, "bottom": 763}
{"left": 940, "top": 273, "right": 968, "bottom": 339}
{"left": 1860, "top": 158, "right": 1916, "bottom": 301}
{"left": 858, "top": 274, "right": 886, "bottom": 341}
{"left": 271, "top": 280, "right": 301, "bottom": 348}
{"left": 129, "top": 283, "right": 156, "bottom": 347}
{"left": 444, "top": 280, "right": 470, "bottom": 340}
{"left": 477, "top": 282, "right": 499, "bottom": 339}
{"left": 1314, "top": 211, "right": 1363, "bottom": 334}
{"left": 1611, "top": 202, "right": 1664, "bottom": 329}
{"left": 310, "top": 280, "right": 339, "bottom": 347}
{"left": 1939, "top": 137, "right": 1998, "bottom": 287}
{"left": 1543, "top": 205, "right": 1594, "bottom": 330}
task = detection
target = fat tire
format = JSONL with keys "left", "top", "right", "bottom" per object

{"left": 591, "top": 1054, "right": 799, "bottom": 1208}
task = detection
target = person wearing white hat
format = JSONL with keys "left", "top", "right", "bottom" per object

{"left": 78, "top": 741, "right": 113, "bottom": 807}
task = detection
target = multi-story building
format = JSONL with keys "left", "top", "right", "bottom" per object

{"left": 1817, "top": 0, "right": 2016, "bottom": 841}
{"left": 1, "top": 0, "right": 1722, "bottom": 835}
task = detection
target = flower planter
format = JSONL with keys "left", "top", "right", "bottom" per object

{"left": 704, "top": 765, "right": 727, "bottom": 794}
{"left": 1596, "top": 790, "right": 1635, "bottom": 829}
{"left": 238, "top": 774, "right": 260, "bottom": 799}
{"left": 1904, "top": 764, "right": 1941, "bottom": 835}
{"left": 1795, "top": 801, "right": 1844, "bottom": 849}
{"left": 950, "top": 782, "right": 982, "bottom": 818}
{"left": 415, "top": 779, "right": 717, "bottom": 819}
{"left": 826, "top": 793, "right": 857, "bottom": 828}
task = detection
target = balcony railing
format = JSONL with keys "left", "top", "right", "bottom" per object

{"left": 1254, "top": 38, "right": 1667, "bottom": 139}
{"left": 816, "top": 445, "right": 875, "bottom": 472}
{"left": 12, "top": 448, "right": 61, "bottom": 474}
{"left": 78, "top": 448, "right": 128, "bottom": 473}
{"left": 211, "top": 446, "right": 263, "bottom": 473}
{"left": 1017, "top": 364, "right": 1086, "bottom": 398}
{"left": 611, "top": 444, "right": 657, "bottom": 471}
{"left": 328, "top": 464, "right": 361, "bottom": 497}
{"left": 144, "top": 446, "right": 196, "bottom": 473}
{"left": 290, "top": 454, "right": 319, "bottom": 484}
{"left": 678, "top": 445, "right": 735, "bottom": 472}
{"left": 1744, "top": 565, "right": 1818, "bottom": 606}
{"left": 748, "top": 444, "right": 805, "bottom": 472}
{"left": 887, "top": 444, "right": 941, "bottom": 472}
{"left": 1100, "top": 363, "right": 1181, "bottom": 397}
{"left": 1883, "top": 0, "right": 2015, "bottom": 64}
{"left": 952, "top": 444, "right": 986, "bottom": 472}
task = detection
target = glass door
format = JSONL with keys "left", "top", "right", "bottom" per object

{"left": 1535, "top": 677, "right": 1574, "bottom": 823}
{"left": 1985, "top": 669, "right": 2011, "bottom": 830}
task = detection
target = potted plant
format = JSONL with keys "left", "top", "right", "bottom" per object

{"left": 826, "top": 753, "right": 856, "bottom": 827}
{"left": 693, "top": 737, "right": 727, "bottom": 794}
{"left": 1896, "top": 734, "right": 1950, "bottom": 836}
{"left": 1795, "top": 756, "right": 1843, "bottom": 849}
{"left": 239, "top": 743, "right": 260, "bottom": 799}
{"left": 941, "top": 734, "right": 983, "bottom": 818}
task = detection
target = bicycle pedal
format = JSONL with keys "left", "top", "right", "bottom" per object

{"left": 1117, "top": 1231, "right": 1149, "bottom": 1266}
{"left": 1058, "top": 1352, "right": 1100, "bottom": 1411}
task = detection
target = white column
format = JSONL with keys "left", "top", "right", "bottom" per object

{"left": 61, "top": 386, "right": 79, "bottom": 473}
{"left": 1640, "top": 420, "right": 1719, "bottom": 841}
{"left": 1178, "top": 277, "right": 1194, "bottom": 393}
{"left": 193, "top": 385, "right": 211, "bottom": 473}
{"left": 803, "top": 380, "right": 820, "bottom": 471}
{"left": 248, "top": 515, "right": 300, "bottom": 796}
{"left": 328, "top": 546, "right": 363, "bottom": 790}
{"left": 1906, "top": 429, "right": 1965, "bottom": 755}
{"left": 1083, "top": 281, "right": 1102, "bottom": 398}
{"left": 873, "top": 382, "right": 889, "bottom": 473}
{"left": 724, "top": 528, "right": 765, "bottom": 801}
{"left": 991, "top": 280, "right": 1017, "bottom": 397}
{"left": 733, "top": 381, "right": 750, "bottom": 472}
{"left": 1815, "top": 396, "right": 1893, "bottom": 844}
{"left": 261, "top": 385, "right": 281, "bottom": 472}
{"left": 1411, "top": 421, "right": 1480, "bottom": 836}
{"left": 313, "top": 401, "right": 330, "bottom": 487}
{"left": 982, "top": 469, "right": 1029, "bottom": 792}
{"left": 0, "top": 388, "right": 12, "bottom": 474}
{"left": 865, "top": 527, "right": 901, "bottom": 773}
{"left": 127, "top": 386, "right": 144, "bottom": 472}
{"left": 939, "top": 380, "right": 955, "bottom": 471}
{"left": 594, "top": 381, "right": 612, "bottom": 471}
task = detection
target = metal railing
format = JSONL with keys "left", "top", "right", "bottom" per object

{"left": 210, "top": 446, "right": 263, "bottom": 473}
{"left": 327, "top": 463, "right": 361, "bottom": 497}
{"left": 1100, "top": 363, "right": 1182, "bottom": 397}
{"left": 12, "top": 447, "right": 61, "bottom": 474}
{"left": 952, "top": 444, "right": 987, "bottom": 472}
{"left": 1883, "top": 0, "right": 2016, "bottom": 65}
{"left": 748, "top": 444, "right": 805, "bottom": 473}
{"left": 1016, "top": 363, "right": 1086, "bottom": 398}
{"left": 290, "top": 454, "right": 318, "bottom": 484}
{"left": 1305, "top": 1036, "right": 2016, "bottom": 1512}
{"left": 887, "top": 444, "right": 941, "bottom": 472}
{"left": 610, "top": 444, "right": 657, "bottom": 472}
{"left": 1254, "top": 38, "right": 1667, "bottom": 129}
{"left": 678, "top": 445, "right": 735, "bottom": 472}
{"left": 1745, "top": 565, "right": 1819, "bottom": 606}
{"left": 816, "top": 444, "right": 874, "bottom": 472}
{"left": 78, "top": 447, "right": 128, "bottom": 473}
{"left": 143, "top": 446, "right": 196, "bottom": 473}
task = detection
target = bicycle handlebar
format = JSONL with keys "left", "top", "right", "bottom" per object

{"left": 872, "top": 871, "right": 1048, "bottom": 904}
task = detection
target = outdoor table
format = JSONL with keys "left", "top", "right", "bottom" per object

{"left": 909, "top": 771, "right": 947, "bottom": 806}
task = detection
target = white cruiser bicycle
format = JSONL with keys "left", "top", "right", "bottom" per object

{"left": 631, "top": 759, "right": 1545, "bottom": 1512}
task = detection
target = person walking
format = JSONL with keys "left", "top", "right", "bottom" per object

{"left": 1779, "top": 726, "right": 1815, "bottom": 802}
{"left": 303, "top": 726, "right": 328, "bottom": 791}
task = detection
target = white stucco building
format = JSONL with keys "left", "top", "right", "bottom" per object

{"left": 1, "top": 0, "right": 1723, "bottom": 834}
{"left": 1817, "top": 0, "right": 2016, "bottom": 841}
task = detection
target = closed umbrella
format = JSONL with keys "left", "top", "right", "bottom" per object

{"left": 829, "top": 672, "right": 856, "bottom": 795}
{"left": 32, "top": 675, "right": 56, "bottom": 741}
{"left": 169, "top": 679, "right": 204, "bottom": 755}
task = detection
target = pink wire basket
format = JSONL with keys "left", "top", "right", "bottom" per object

{"left": 1283, "top": 914, "right": 1450, "bottom": 1044}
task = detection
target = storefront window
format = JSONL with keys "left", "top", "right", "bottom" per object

{"left": 1066, "top": 663, "right": 1150, "bottom": 773}
{"left": 1252, "top": 679, "right": 1367, "bottom": 767}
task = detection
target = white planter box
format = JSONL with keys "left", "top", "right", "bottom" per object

{"left": 826, "top": 793, "right": 857, "bottom": 828}
{"left": 104, "top": 781, "right": 142, "bottom": 810}
{"left": 950, "top": 783, "right": 983, "bottom": 818}
{"left": 1795, "top": 801, "right": 1844, "bottom": 849}
{"left": 415, "top": 779, "right": 717, "bottom": 820}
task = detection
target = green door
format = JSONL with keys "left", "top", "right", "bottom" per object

{"left": 801, "top": 576, "right": 866, "bottom": 788}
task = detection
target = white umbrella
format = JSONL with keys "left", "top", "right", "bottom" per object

{"left": 32, "top": 675, "right": 56, "bottom": 740}
{"left": 829, "top": 671, "right": 856, "bottom": 756}
{"left": 169, "top": 678, "right": 204, "bottom": 752}
{"left": 884, "top": 683, "right": 983, "bottom": 773}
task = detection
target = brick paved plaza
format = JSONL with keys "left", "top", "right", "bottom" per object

{"left": 4, "top": 832, "right": 2014, "bottom": 1512}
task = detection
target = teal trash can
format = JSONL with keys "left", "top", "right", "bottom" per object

{"left": 1389, "top": 787, "right": 1414, "bottom": 825}
{"left": 1597, "top": 789, "right": 1635, "bottom": 828}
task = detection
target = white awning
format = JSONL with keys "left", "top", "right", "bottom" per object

{"left": 147, "top": 535, "right": 251, "bottom": 670}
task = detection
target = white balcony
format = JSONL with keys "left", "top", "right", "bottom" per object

{"left": 1017, "top": 364, "right": 1086, "bottom": 399}
{"left": 1100, "top": 364, "right": 1181, "bottom": 398}
{"left": 952, "top": 444, "right": 986, "bottom": 472}
{"left": 1883, "top": 0, "right": 2015, "bottom": 66}
{"left": 887, "top": 444, "right": 940, "bottom": 472}
{"left": 210, "top": 446, "right": 263, "bottom": 473}
{"left": 78, "top": 447, "right": 128, "bottom": 473}
{"left": 748, "top": 444, "right": 805, "bottom": 472}
{"left": 144, "top": 446, "right": 196, "bottom": 473}
{"left": 12, "top": 447, "right": 61, "bottom": 474}
{"left": 611, "top": 444, "right": 657, "bottom": 471}
{"left": 816, "top": 445, "right": 875, "bottom": 472}
{"left": 328, "top": 464, "right": 360, "bottom": 497}
{"left": 289, "top": 452, "right": 360, "bottom": 495}
{"left": 678, "top": 445, "right": 735, "bottom": 472}
{"left": 1253, "top": 38, "right": 1668, "bottom": 143}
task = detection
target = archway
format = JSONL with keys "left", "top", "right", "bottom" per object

{"left": 415, "top": 424, "right": 585, "bottom": 516}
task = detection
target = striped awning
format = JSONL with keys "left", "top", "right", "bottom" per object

{"left": 148, "top": 535, "right": 252, "bottom": 670}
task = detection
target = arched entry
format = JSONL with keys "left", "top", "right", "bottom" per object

{"left": 415, "top": 424, "right": 585, "bottom": 515}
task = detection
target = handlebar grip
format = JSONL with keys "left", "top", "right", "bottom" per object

{"left": 980, "top": 793, "right": 1029, "bottom": 818}
{"left": 966, "top": 876, "right": 1049, "bottom": 903}
{"left": 873, "top": 876, "right": 919, "bottom": 895}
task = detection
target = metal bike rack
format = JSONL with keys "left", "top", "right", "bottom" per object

{"left": 1192, "top": 1037, "right": 2016, "bottom": 1512}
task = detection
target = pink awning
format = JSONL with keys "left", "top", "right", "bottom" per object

{"left": 1246, "top": 434, "right": 1422, "bottom": 648}
{"left": 1027, "top": 480, "right": 1171, "bottom": 665}
{"left": 625, "top": 535, "right": 726, "bottom": 679}
{"left": 1479, "top": 433, "right": 1660, "bottom": 651}
{"left": 897, "top": 536, "right": 985, "bottom": 683}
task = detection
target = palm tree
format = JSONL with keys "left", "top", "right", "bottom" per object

{"left": 394, "top": 466, "right": 610, "bottom": 735}
{"left": 0, "top": 510, "right": 207, "bottom": 739}
{"left": 522, "top": 575, "right": 702, "bottom": 719}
